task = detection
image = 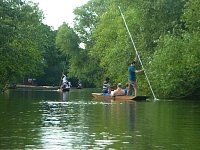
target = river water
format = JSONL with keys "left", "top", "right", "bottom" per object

{"left": 0, "top": 88, "right": 200, "bottom": 150}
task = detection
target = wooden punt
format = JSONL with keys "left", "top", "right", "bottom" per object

{"left": 92, "top": 93, "right": 148, "bottom": 101}
{"left": 57, "top": 87, "right": 70, "bottom": 92}
{"left": 62, "top": 88, "right": 70, "bottom": 92}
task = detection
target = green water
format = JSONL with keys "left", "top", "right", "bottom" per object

{"left": 0, "top": 88, "right": 200, "bottom": 149}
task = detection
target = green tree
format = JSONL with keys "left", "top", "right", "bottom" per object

{"left": 145, "top": 0, "right": 200, "bottom": 98}
{"left": 148, "top": 33, "right": 200, "bottom": 98}
{"left": 55, "top": 23, "right": 80, "bottom": 79}
{"left": 0, "top": 0, "right": 44, "bottom": 90}
{"left": 182, "top": 0, "right": 200, "bottom": 32}
{"left": 56, "top": 23, "right": 80, "bottom": 55}
{"left": 72, "top": 0, "right": 200, "bottom": 99}
{"left": 35, "top": 25, "right": 64, "bottom": 86}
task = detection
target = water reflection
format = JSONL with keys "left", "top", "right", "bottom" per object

{"left": 62, "top": 91, "right": 69, "bottom": 101}
{"left": 1, "top": 89, "right": 200, "bottom": 149}
{"left": 38, "top": 99, "right": 138, "bottom": 149}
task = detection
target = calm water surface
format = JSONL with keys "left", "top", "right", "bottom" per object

{"left": 0, "top": 88, "right": 200, "bottom": 150}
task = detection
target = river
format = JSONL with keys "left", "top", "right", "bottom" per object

{"left": 0, "top": 88, "right": 200, "bottom": 150}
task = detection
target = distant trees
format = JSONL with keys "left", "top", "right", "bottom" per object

{"left": 55, "top": 23, "right": 99, "bottom": 87}
{"left": 0, "top": 1, "right": 62, "bottom": 89}
{"left": 0, "top": 0, "right": 43, "bottom": 89}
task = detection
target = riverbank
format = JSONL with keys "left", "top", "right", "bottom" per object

{"left": 11, "top": 85, "right": 60, "bottom": 90}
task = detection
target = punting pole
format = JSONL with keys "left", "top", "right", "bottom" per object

{"left": 118, "top": 6, "right": 158, "bottom": 100}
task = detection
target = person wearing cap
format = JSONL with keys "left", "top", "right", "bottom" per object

{"left": 110, "top": 83, "right": 125, "bottom": 96}
{"left": 127, "top": 60, "right": 144, "bottom": 96}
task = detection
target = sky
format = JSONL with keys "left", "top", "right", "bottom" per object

{"left": 31, "top": 0, "right": 89, "bottom": 29}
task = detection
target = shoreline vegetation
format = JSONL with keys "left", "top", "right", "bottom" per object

{"left": 6, "top": 85, "right": 60, "bottom": 90}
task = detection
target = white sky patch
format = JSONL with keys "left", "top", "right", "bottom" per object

{"left": 30, "top": 0, "right": 89, "bottom": 29}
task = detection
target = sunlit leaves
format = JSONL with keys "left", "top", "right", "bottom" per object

{"left": 56, "top": 23, "right": 80, "bottom": 56}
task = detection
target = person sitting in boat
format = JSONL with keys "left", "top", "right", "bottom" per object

{"left": 102, "top": 77, "right": 111, "bottom": 94}
{"left": 124, "top": 82, "right": 132, "bottom": 95}
{"left": 110, "top": 83, "right": 125, "bottom": 96}
{"left": 124, "top": 82, "right": 130, "bottom": 95}
{"left": 77, "top": 80, "right": 82, "bottom": 89}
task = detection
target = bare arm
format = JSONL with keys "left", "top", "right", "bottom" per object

{"left": 136, "top": 69, "right": 144, "bottom": 74}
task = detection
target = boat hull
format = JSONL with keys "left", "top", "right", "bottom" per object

{"left": 62, "top": 88, "right": 70, "bottom": 92}
{"left": 92, "top": 93, "right": 147, "bottom": 101}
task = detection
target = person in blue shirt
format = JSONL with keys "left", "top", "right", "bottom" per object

{"left": 128, "top": 60, "right": 144, "bottom": 96}
{"left": 102, "top": 77, "right": 111, "bottom": 95}
{"left": 124, "top": 82, "right": 129, "bottom": 95}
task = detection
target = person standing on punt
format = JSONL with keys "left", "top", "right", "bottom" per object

{"left": 127, "top": 60, "right": 144, "bottom": 96}
{"left": 61, "top": 73, "right": 70, "bottom": 89}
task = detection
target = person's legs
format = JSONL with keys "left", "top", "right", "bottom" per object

{"left": 132, "top": 81, "right": 138, "bottom": 96}
{"left": 127, "top": 81, "right": 133, "bottom": 96}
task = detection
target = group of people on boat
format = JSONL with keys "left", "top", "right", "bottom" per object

{"left": 102, "top": 60, "right": 144, "bottom": 97}
{"left": 60, "top": 60, "right": 143, "bottom": 95}
{"left": 102, "top": 78, "right": 127, "bottom": 96}
{"left": 60, "top": 73, "right": 83, "bottom": 91}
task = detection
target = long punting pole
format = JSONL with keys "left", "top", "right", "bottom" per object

{"left": 118, "top": 6, "right": 157, "bottom": 100}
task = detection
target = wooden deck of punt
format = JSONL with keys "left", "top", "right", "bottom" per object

{"left": 92, "top": 93, "right": 148, "bottom": 101}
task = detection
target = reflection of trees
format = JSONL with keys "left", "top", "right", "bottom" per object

{"left": 0, "top": 96, "right": 43, "bottom": 149}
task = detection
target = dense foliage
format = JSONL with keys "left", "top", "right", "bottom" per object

{"left": 0, "top": 0, "right": 199, "bottom": 99}
{"left": 0, "top": 0, "right": 43, "bottom": 89}
{"left": 0, "top": 0, "right": 63, "bottom": 89}
{"left": 71, "top": 0, "right": 199, "bottom": 99}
